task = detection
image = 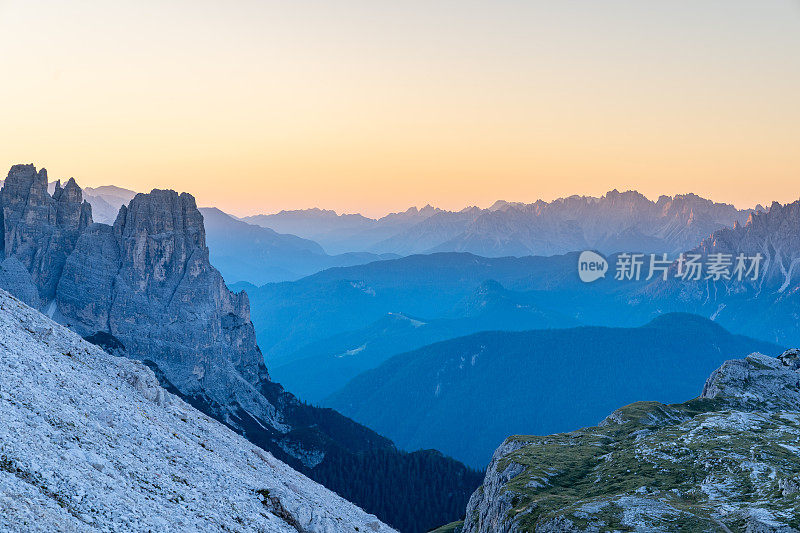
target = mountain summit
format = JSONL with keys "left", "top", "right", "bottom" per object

{"left": 0, "top": 164, "right": 92, "bottom": 304}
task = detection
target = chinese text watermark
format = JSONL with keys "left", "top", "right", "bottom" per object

{"left": 578, "top": 251, "right": 763, "bottom": 283}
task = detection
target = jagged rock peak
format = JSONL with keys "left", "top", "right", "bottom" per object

{"left": 0, "top": 164, "right": 92, "bottom": 300}
{"left": 55, "top": 184, "right": 269, "bottom": 413}
{"left": 6, "top": 163, "right": 48, "bottom": 187}
{"left": 114, "top": 189, "right": 206, "bottom": 248}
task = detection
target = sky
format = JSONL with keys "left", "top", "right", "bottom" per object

{"left": 0, "top": 1, "right": 798, "bottom": 218}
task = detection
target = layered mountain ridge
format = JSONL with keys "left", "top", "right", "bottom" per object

{"left": 325, "top": 315, "right": 781, "bottom": 467}
{"left": 200, "top": 207, "right": 396, "bottom": 285}
{"left": 244, "top": 190, "right": 754, "bottom": 257}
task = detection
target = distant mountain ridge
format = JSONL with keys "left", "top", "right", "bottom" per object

{"left": 325, "top": 314, "right": 781, "bottom": 467}
{"left": 28, "top": 180, "right": 397, "bottom": 284}
{"left": 38, "top": 178, "right": 757, "bottom": 265}
{"left": 242, "top": 190, "right": 755, "bottom": 257}
{"left": 242, "top": 252, "right": 582, "bottom": 364}
{"left": 83, "top": 185, "right": 138, "bottom": 224}
{"left": 270, "top": 282, "right": 578, "bottom": 403}
{"left": 199, "top": 207, "right": 396, "bottom": 285}
{"left": 243, "top": 205, "right": 443, "bottom": 254}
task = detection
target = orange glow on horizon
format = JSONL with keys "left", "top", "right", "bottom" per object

{"left": 1, "top": 1, "right": 798, "bottom": 219}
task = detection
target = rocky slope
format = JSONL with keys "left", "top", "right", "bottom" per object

{"left": 458, "top": 349, "right": 800, "bottom": 532}
{"left": 0, "top": 164, "right": 480, "bottom": 532}
{"left": 0, "top": 288, "right": 394, "bottom": 532}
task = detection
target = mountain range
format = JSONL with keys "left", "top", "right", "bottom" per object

{"left": 268, "top": 280, "right": 578, "bottom": 403}
{"left": 24, "top": 179, "right": 396, "bottom": 285}
{"left": 635, "top": 199, "right": 800, "bottom": 347}
{"left": 242, "top": 190, "right": 756, "bottom": 258}
{"left": 325, "top": 314, "right": 781, "bottom": 467}
{"left": 31, "top": 178, "right": 765, "bottom": 289}
{"left": 237, "top": 197, "right": 800, "bottom": 472}
{"left": 242, "top": 195, "right": 800, "bottom": 374}
{"left": 5, "top": 161, "right": 799, "bottom": 531}
{"left": 0, "top": 164, "right": 480, "bottom": 533}
{"left": 238, "top": 253, "right": 586, "bottom": 367}
{"left": 242, "top": 205, "right": 443, "bottom": 255}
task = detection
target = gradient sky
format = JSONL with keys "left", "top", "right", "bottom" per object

{"left": 1, "top": 1, "right": 798, "bottom": 217}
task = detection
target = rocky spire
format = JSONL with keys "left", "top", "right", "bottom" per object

{"left": 0, "top": 164, "right": 92, "bottom": 301}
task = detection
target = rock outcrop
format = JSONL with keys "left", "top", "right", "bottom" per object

{"left": 0, "top": 166, "right": 342, "bottom": 468}
{"left": 701, "top": 348, "right": 800, "bottom": 410}
{"left": 459, "top": 349, "right": 800, "bottom": 532}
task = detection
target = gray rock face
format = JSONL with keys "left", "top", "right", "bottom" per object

{"left": 461, "top": 439, "right": 530, "bottom": 533}
{"left": 0, "top": 166, "right": 282, "bottom": 454}
{"left": 699, "top": 200, "right": 800, "bottom": 289}
{"left": 701, "top": 349, "right": 800, "bottom": 410}
{"left": 55, "top": 189, "right": 274, "bottom": 424}
{"left": 0, "top": 257, "right": 41, "bottom": 308}
{"left": 0, "top": 164, "right": 92, "bottom": 301}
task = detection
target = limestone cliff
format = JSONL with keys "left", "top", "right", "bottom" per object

{"left": 0, "top": 165, "right": 360, "bottom": 467}
{"left": 55, "top": 189, "right": 275, "bottom": 428}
